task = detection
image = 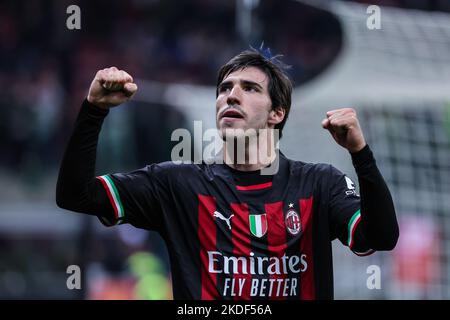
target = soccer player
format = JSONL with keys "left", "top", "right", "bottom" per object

{"left": 56, "top": 49, "right": 399, "bottom": 300}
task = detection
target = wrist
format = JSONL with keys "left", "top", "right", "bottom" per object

{"left": 83, "top": 98, "right": 110, "bottom": 115}
{"left": 348, "top": 142, "right": 367, "bottom": 154}
{"left": 87, "top": 96, "right": 110, "bottom": 110}
{"left": 350, "top": 144, "right": 374, "bottom": 169}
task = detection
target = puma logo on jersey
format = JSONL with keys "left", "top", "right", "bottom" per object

{"left": 213, "top": 211, "right": 234, "bottom": 230}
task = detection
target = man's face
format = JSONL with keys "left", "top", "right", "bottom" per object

{"left": 216, "top": 67, "right": 273, "bottom": 139}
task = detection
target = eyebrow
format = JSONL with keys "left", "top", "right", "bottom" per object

{"left": 218, "top": 79, "right": 264, "bottom": 91}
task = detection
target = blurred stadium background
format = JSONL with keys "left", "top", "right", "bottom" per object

{"left": 1, "top": 0, "right": 449, "bottom": 299}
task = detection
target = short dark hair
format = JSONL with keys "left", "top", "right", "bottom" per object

{"left": 216, "top": 49, "right": 293, "bottom": 138}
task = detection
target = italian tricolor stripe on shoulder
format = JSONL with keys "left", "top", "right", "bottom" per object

{"left": 347, "top": 209, "right": 361, "bottom": 249}
{"left": 97, "top": 175, "right": 124, "bottom": 220}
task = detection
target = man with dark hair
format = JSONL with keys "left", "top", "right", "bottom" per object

{"left": 216, "top": 50, "right": 292, "bottom": 138}
{"left": 56, "top": 49, "right": 399, "bottom": 300}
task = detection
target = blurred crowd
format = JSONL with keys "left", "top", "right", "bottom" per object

{"left": 0, "top": 0, "right": 343, "bottom": 299}
{"left": 1, "top": 0, "right": 450, "bottom": 179}
{"left": 1, "top": 0, "right": 449, "bottom": 300}
{"left": 0, "top": 0, "right": 342, "bottom": 179}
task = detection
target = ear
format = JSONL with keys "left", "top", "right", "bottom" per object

{"left": 268, "top": 106, "right": 285, "bottom": 126}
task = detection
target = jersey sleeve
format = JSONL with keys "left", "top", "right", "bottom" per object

{"left": 327, "top": 165, "right": 375, "bottom": 256}
{"left": 95, "top": 164, "right": 168, "bottom": 230}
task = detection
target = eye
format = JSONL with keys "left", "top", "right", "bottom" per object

{"left": 244, "top": 85, "right": 258, "bottom": 92}
{"left": 219, "top": 85, "right": 231, "bottom": 93}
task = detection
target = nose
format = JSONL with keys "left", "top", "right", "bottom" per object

{"left": 226, "top": 85, "right": 241, "bottom": 106}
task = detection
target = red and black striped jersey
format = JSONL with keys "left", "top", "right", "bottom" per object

{"left": 56, "top": 100, "right": 398, "bottom": 300}
{"left": 96, "top": 153, "right": 374, "bottom": 300}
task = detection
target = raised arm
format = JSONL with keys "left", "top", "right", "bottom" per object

{"left": 323, "top": 108, "right": 399, "bottom": 251}
{"left": 56, "top": 67, "right": 138, "bottom": 215}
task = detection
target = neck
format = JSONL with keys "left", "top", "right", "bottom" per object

{"left": 222, "top": 129, "right": 278, "bottom": 171}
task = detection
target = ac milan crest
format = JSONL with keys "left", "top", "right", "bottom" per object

{"left": 285, "top": 209, "right": 301, "bottom": 236}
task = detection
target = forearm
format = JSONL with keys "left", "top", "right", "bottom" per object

{"left": 351, "top": 145, "right": 399, "bottom": 250}
{"left": 56, "top": 99, "right": 110, "bottom": 214}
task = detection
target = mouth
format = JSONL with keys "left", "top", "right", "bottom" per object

{"left": 220, "top": 109, "right": 245, "bottom": 120}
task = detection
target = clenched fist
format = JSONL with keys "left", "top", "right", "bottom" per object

{"left": 87, "top": 67, "right": 138, "bottom": 109}
{"left": 321, "top": 108, "right": 366, "bottom": 153}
